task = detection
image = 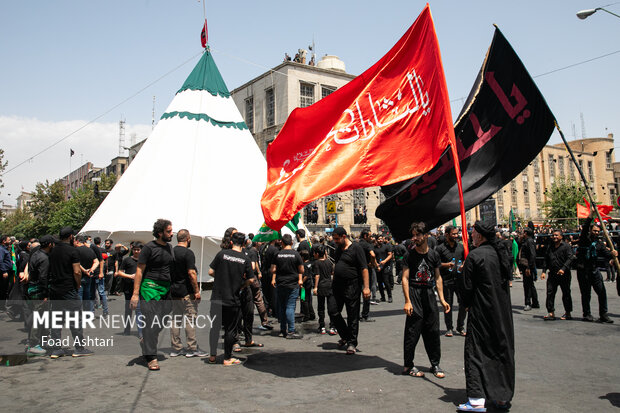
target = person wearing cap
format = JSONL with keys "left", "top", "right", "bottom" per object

{"left": 457, "top": 220, "right": 514, "bottom": 412}
{"left": 401, "top": 222, "right": 450, "bottom": 379}
{"left": 23, "top": 235, "right": 54, "bottom": 356}
{"left": 48, "top": 227, "right": 94, "bottom": 358}
{"left": 518, "top": 228, "right": 540, "bottom": 311}
{"left": 329, "top": 227, "right": 371, "bottom": 355}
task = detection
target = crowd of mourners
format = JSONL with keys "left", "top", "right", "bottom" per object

{"left": 0, "top": 206, "right": 618, "bottom": 412}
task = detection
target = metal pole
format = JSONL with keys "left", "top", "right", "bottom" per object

{"left": 555, "top": 121, "right": 620, "bottom": 273}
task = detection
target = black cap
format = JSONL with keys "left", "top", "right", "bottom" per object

{"left": 333, "top": 227, "right": 347, "bottom": 236}
{"left": 40, "top": 235, "right": 55, "bottom": 247}
{"left": 59, "top": 226, "right": 77, "bottom": 239}
{"left": 473, "top": 220, "right": 496, "bottom": 239}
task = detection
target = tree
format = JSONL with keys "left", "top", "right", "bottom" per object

{"left": 28, "top": 180, "right": 66, "bottom": 237}
{"left": 0, "top": 148, "right": 7, "bottom": 194}
{"left": 542, "top": 178, "right": 588, "bottom": 229}
{"left": 0, "top": 208, "right": 35, "bottom": 239}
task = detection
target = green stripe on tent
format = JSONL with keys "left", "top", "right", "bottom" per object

{"left": 177, "top": 51, "right": 230, "bottom": 98}
{"left": 160, "top": 111, "right": 248, "bottom": 130}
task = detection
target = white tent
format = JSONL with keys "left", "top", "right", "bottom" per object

{"left": 81, "top": 50, "right": 267, "bottom": 281}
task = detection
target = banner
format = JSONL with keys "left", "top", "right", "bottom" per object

{"left": 261, "top": 5, "right": 455, "bottom": 230}
{"left": 377, "top": 28, "right": 555, "bottom": 241}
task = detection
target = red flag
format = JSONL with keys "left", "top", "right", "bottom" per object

{"left": 579, "top": 198, "right": 613, "bottom": 221}
{"left": 200, "top": 19, "right": 208, "bottom": 48}
{"left": 261, "top": 5, "right": 455, "bottom": 230}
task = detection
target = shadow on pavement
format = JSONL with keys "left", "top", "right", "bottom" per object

{"left": 425, "top": 379, "right": 467, "bottom": 407}
{"left": 242, "top": 350, "right": 401, "bottom": 378}
{"left": 366, "top": 309, "right": 404, "bottom": 318}
{"left": 599, "top": 392, "right": 620, "bottom": 408}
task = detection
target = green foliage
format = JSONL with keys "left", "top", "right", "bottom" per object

{"left": 0, "top": 174, "right": 117, "bottom": 239}
{"left": 542, "top": 178, "right": 588, "bottom": 228}
{"left": 0, "top": 148, "right": 7, "bottom": 194}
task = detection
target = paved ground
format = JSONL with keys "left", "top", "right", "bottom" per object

{"left": 1, "top": 273, "right": 619, "bottom": 413}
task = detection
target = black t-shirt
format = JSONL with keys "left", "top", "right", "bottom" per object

{"left": 358, "top": 239, "right": 374, "bottom": 266}
{"left": 171, "top": 246, "right": 197, "bottom": 297}
{"left": 297, "top": 240, "right": 311, "bottom": 254}
{"left": 334, "top": 242, "right": 368, "bottom": 282}
{"left": 89, "top": 244, "right": 103, "bottom": 275}
{"left": 303, "top": 261, "right": 313, "bottom": 288}
{"left": 313, "top": 259, "right": 334, "bottom": 294}
{"left": 375, "top": 243, "right": 393, "bottom": 264}
{"left": 435, "top": 242, "right": 465, "bottom": 279}
{"left": 49, "top": 241, "right": 81, "bottom": 294}
{"left": 244, "top": 247, "right": 259, "bottom": 275}
{"left": 210, "top": 249, "right": 254, "bottom": 306}
{"left": 274, "top": 249, "right": 303, "bottom": 289}
{"left": 138, "top": 241, "right": 174, "bottom": 282}
{"left": 77, "top": 245, "right": 96, "bottom": 275}
{"left": 261, "top": 244, "right": 279, "bottom": 274}
{"left": 405, "top": 247, "right": 441, "bottom": 288}
{"left": 120, "top": 256, "right": 138, "bottom": 293}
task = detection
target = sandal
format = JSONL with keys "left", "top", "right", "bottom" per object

{"left": 223, "top": 357, "right": 241, "bottom": 366}
{"left": 408, "top": 367, "right": 425, "bottom": 377}
{"left": 431, "top": 365, "right": 445, "bottom": 378}
{"left": 560, "top": 313, "right": 572, "bottom": 320}
{"left": 337, "top": 339, "right": 347, "bottom": 348}
{"left": 232, "top": 343, "right": 242, "bottom": 352}
{"left": 543, "top": 314, "right": 556, "bottom": 321}
{"left": 244, "top": 342, "right": 264, "bottom": 348}
{"left": 147, "top": 359, "right": 160, "bottom": 371}
{"left": 457, "top": 401, "right": 486, "bottom": 412}
{"left": 208, "top": 355, "right": 216, "bottom": 364}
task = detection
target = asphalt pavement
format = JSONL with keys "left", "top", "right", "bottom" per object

{"left": 0, "top": 273, "right": 619, "bottom": 413}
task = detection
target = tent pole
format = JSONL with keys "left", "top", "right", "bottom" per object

{"left": 199, "top": 237, "right": 204, "bottom": 287}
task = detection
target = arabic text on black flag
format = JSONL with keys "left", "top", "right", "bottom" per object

{"left": 376, "top": 28, "right": 555, "bottom": 241}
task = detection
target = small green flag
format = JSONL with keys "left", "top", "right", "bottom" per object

{"left": 285, "top": 212, "right": 301, "bottom": 233}
{"left": 252, "top": 223, "right": 281, "bottom": 243}
{"left": 451, "top": 218, "right": 457, "bottom": 227}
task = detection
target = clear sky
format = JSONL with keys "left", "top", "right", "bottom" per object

{"left": 1, "top": 0, "right": 619, "bottom": 205}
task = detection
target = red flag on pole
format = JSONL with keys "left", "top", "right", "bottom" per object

{"left": 579, "top": 198, "right": 613, "bottom": 221}
{"left": 200, "top": 19, "right": 208, "bottom": 48}
{"left": 261, "top": 5, "right": 457, "bottom": 230}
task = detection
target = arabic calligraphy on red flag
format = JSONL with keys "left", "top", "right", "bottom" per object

{"left": 261, "top": 5, "right": 455, "bottom": 230}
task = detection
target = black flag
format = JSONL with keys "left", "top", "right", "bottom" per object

{"left": 70, "top": 149, "right": 75, "bottom": 157}
{"left": 376, "top": 28, "right": 555, "bottom": 241}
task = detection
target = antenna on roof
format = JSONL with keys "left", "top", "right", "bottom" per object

{"left": 119, "top": 117, "right": 126, "bottom": 156}
{"left": 580, "top": 112, "right": 586, "bottom": 139}
{"left": 152, "top": 96, "right": 156, "bottom": 130}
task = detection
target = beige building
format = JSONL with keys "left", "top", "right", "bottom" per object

{"left": 231, "top": 56, "right": 391, "bottom": 235}
{"left": 488, "top": 134, "right": 616, "bottom": 225}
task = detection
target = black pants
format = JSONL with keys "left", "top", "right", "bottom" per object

{"left": 24, "top": 299, "right": 49, "bottom": 346}
{"left": 396, "top": 260, "right": 404, "bottom": 284}
{"left": 443, "top": 281, "right": 467, "bottom": 331}
{"left": 329, "top": 279, "right": 361, "bottom": 347}
{"left": 317, "top": 293, "right": 335, "bottom": 329}
{"left": 50, "top": 289, "right": 85, "bottom": 349}
{"left": 301, "top": 286, "right": 315, "bottom": 320}
{"left": 209, "top": 303, "right": 239, "bottom": 359}
{"left": 0, "top": 270, "right": 12, "bottom": 310}
{"left": 377, "top": 267, "right": 392, "bottom": 300}
{"left": 140, "top": 296, "right": 171, "bottom": 362}
{"left": 238, "top": 286, "right": 254, "bottom": 344}
{"left": 260, "top": 274, "right": 275, "bottom": 316}
{"left": 523, "top": 272, "right": 539, "bottom": 307}
{"left": 604, "top": 263, "right": 616, "bottom": 282}
{"left": 361, "top": 295, "right": 370, "bottom": 319}
{"left": 546, "top": 273, "right": 572, "bottom": 314}
{"left": 403, "top": 289, "right": 441, "bottom": 368}
{"left": 577, "top": 268, "right": 608, "bottom": 318}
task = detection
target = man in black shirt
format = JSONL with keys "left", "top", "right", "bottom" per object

{"left": 329, "top": 227, "right": 370, "bottom": 355}
{"left": 541, "top": 230, "right": 575, "bottom": 320}
{"left": 75, "top": 235, "right": 99, "bottom": 313}
{"left": 169, "top": 229, "right": 206, "bottom": 358}
{"left": 296, "top": 229, "right": 311, "bottom": 254}
{"left": 402, "top": 222, "right": 449, "bottom": 378}
{"left": 130, "top": 219, "right": 174, "bottom": 370}
{"left": 208, "top": 232, "right": 254, "bottom": 365}
{"left": 358, "top": 230, "right": 378, "bottom": 320}
{"left": 116, "top": 243, "right": 142, "bottom": 337}
{"left": 576, "top": 211, "right": 615, "bottom": 323}
{"left": 49, "top": 227, "right": 93, "bottom": 358}
{"left": 271, "top": 234, "right": 304, "bottom": 339}
{"left": 260, "top": 239, "right": 280, "bottom": 317}
{"left": 519, "top": 228, "right": 540, "bottom": 311}
{"left": 375, "top": 235, "right": 394, "bottom": 302}
{"left": 436, "top": 225, "right": 466, "bottom": 336}
{"left": 24, "top": 235, "right": 54, "bottom": 356}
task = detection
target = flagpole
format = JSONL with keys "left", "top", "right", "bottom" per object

{"left": 555, "top": 121, "right": 620, "bottom": 273}
{"left": 448, "top": 143, "right": 469, "bottom": 257}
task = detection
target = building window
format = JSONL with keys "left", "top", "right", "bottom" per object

{"left": 548, "top": 155, "right": 555, "bottom": 176}
{"left": 588, "top": 161, "right": 594, "bottom": 182}
{"left": 300, "top": 83, "right": 314, "bottom": 108}
{"left": 606, "top": 151, "right": 613, "bottom": 169}
{"left": 353, "top": 189, "right": 367, "bottom": 224}
{"left": 304, "top": 201, "right": 318, "bottom": 224}
{"left": 120, "top": 164, "right": 125, "bottom": 175}
{"left": 265, "top": 88, "right": 275, "bottom": 127}
{"left": 558, "top": 156, "right": 565, "bottom": 178}
{"left": 244, "top": 97, "right": 254, "bottom": 132}
{"left": 511, "top": 181, "right": 518, "bottom": 205}
{"left": 321, "top": 85, "right": 336, "bottom": 99}
{"left": 532, "top": 158, "right": 540, "bottom": 176}
{"left": 535, "top": 182, "right": 542, "bottom": 203}
{"left": 568, "top": 158, "right": 575, "bottom": 178}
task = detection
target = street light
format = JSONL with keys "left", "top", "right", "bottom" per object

{"left": 577, "top": 7, "right": 620, "bottom": 20}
